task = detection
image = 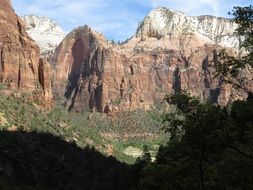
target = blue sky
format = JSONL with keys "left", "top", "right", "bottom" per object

{"left": 12, "top": 0, "right": 252, "bottom": 41}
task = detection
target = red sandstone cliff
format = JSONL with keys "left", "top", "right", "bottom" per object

{"left": 0, "top": 0, "right": 52, "bottom": 106}
{"left": 49, "top": 8, "right": 252, "bottom": 112}
{"left": 1, "top": 3, "right": 251, "bottom": 112}
{"left": 52, "top": 25, "right": 251, "bottom": 112}
{"left": 52, "top": 26, "right": 124, "bottom": 112}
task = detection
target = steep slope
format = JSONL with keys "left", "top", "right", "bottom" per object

{"left": 0, "top": 131, "right": 136, "bottom": 190}
{"left": 22, "top": 14, "right": 65, "bottom": 55}
{"left": 0, "top": 0, "right": 52, "bottom": 106}
{"left": 52, "top": 26, "right": 124, "bottom": 112}
{"left": 52, "top": 7, "right": 252, "bottom": 112}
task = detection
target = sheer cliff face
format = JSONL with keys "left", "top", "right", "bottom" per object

{"left": 0, "top": 0, "right": 52, "bottom": 106}
{"left": 52, "top": 8, "right": 251, "bottom": 112}
{"left": 52, "top": 26, "right": 125, "bottom": 112}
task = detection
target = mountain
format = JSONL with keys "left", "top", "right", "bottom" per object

{"left": 51, "top": 8, "right": 252, "bottom": 112}
{"left": 1, "top": 2, "right": 251, "bottom": 112}
{"left": 22, "top": 14, "right": 65, "bottom": 55}
{"left": 136, "top": 7, "right": 239, "bottom": 49}
{"left": 52, "top": 26, "right": 117, "bottom": 112}
{"left": 0, "top": 0, "right": 52, "bottom": 106}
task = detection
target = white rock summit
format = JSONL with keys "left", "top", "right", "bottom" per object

{"left": 22, "top": 14, "right": 65, "bottom": 55}
{"left": 136, "top": 7, "right": 239, "bottom": 49}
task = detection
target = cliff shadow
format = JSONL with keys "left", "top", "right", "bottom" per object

{"left": 0, "top": 131, "right": 137, "bottom": 190}
{"left": 173, "top": 66, "right": 181, "bottom": 94}
{"left": 64, "top": 39, "right": 89, "bottom": 100}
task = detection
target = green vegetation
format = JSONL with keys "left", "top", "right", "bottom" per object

{"left": 139, "top": 93, "right": 253, "bottom": 189}
{"left": 0, "top": 87, "right": 168, "bottom": 189}
{"left": 214, "top": 5, "right": 253, "bottom": 93}
{"left": 2, "top": 89, "right": 253, "bottom": 189}
{"left": 0, "top": 87, "right": 167, "bottom": 164}
{"left": 0, "top": 131, "right": 137, "bottom": 190}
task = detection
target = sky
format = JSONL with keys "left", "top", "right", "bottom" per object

{"left": 12, "top": 0, "right": 252, "bottom": 41}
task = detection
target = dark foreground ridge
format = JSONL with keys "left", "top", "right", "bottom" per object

{"left": 0, "top": 131, "right": 138, "bottom": 190}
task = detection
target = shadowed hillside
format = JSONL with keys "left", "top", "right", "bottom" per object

{"left": 0, "top": 131, "right": 138, "bottom": 190}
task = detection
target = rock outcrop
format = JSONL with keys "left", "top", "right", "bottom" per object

{"left": 52, "top": 26, "right": 124, "bottom": 112}
{"left": 0, "top": 0, "right": 52, "bottom": 106}
{"left": 51, "top": 7, "right": 252, "bottom": 112}
{"left": 22, "top": 15, "right": 65, "bottom": 55}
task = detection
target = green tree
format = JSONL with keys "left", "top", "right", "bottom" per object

{"left": 139, "top": 5, "right": 253, "bottom": 190}
{"left": 139, "top": 92, "right": 253, "bottom": 190}
{"left": 214, "top": 5, "right": 253, "bottom": 93}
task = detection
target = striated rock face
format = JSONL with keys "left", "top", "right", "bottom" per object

{"left": 22, "top": 15, "right": 65, "bottom": 55}
{"left": 0, "top": 0, "right": 52, "bottom": 106}
{"left": 52, "top": 8, "right": 252, "bottom": 112}
{"left": 52, "top": 26, "right": 125, "bottom": 112}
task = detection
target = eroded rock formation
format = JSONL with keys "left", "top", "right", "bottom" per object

{"left": 52, "top": 26, "right": 125, "bottom": 112}
{"left": 0, "top": 0, "right": 52, "bottom": 106}
{"left": 50, "top": 7, "right": 252, "bottom": 112}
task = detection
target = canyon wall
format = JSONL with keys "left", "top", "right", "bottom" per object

{"left": 2, "top": 2, "right": 250, "bottom": 112}
{"left": 51, "top": 8, "right": 252, "bottom": 112}
{"left": 0, "top": 0, "right": 52, "bottom": 106}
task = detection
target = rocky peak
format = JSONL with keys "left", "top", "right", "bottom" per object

{"left": 22, "top": 14, "right": 65, "bottom": 55}
{"left": 52, "top": 25, "right": 119, "bottom": 112}
{"left": 136, "top": 7, "right": 239, "bottom": 49}
{"left": 65, "top": 25, "right": 108, "bottom": 46}
{"left": 136, "top": 7, "right": 189, "bottom": 37}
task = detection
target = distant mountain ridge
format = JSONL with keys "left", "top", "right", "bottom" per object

{"left": 22, "top": 14, "right": 65, "bottom": 55}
